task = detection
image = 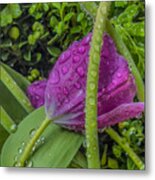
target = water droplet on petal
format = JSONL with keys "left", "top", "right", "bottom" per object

{"left": 117, "top": 72, "right": 121, "bottom": 78}
{"left": 50, "top": 70, "right": 60, "bottom": 84}
{"left": 78, "top": 46, "right": 85, "bottom": 54}
{"left": 77, "top": 66, "right": 85, "bottom": 77}
{"left": 59, "top": 51, "right": 71, "bottom": 63}
{"left": 61, "top": 66, "right": 69, "bottom": 74}
{"left": 74, "top": 82, "right": 81, "bottom": 89}
{"left": 73, "top": 55, "right": 80, "bottom": 63}
{"left": 63, "top": 87, "right": 69, "bottom": 95}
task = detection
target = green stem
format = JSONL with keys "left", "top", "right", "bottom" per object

{"left": 106, "top": 20, "right": 144, "bottom": 102}
{"left": 105, "top": 127, "right": 144, "bottom": 170}
{"left": 85, "top": 2, "right": 111, "bottom": 169}
{"left": 17, "top": 117, "right": 51, "bottom": 167}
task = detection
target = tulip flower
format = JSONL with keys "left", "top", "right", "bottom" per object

{"left": 27, "top": 33, "right": 144, "bottom": 131}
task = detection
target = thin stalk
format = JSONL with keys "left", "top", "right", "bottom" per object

{"left": 85, "top": 2, "right": 111, "bottom": 169}
{"left": 105, "top": 127, "right": 144, "bottom": 170}
{"left": 17, "top": 117, "right": 51, "bottom": 167}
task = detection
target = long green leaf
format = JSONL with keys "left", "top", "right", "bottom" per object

{"left": 0, "top": 63, "right": 33, "bottom": 123}
{"left": 1, "top": 107, "right": 84, "bottom": 168}
{"left": 0, "top": 65, "right": 33, "bottom": 113}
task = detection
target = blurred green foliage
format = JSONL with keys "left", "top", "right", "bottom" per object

{"left": 0, "top": 3, "right": 93, "bottom": 80}
{"left": 111, "top": 1, "right": 145, "bottom": 79}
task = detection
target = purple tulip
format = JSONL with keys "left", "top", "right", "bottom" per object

{"left": 27, "top": 33, "right": 144, "bottom": 131}
{"left": 27, "top": 79, "right": 47, "bottom": 108}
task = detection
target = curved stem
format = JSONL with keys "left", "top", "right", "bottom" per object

{"left": 105, "top": 127, "right": 144, "bottom": 170}
{"left": 85, "top": 2, "right": 111, "bottom": 169}
{"left": 17, "top": 117, "right": 51, "bottom": 167}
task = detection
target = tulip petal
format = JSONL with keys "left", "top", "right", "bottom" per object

{"left": 98, "top": 102, "right": 144, "bottom": 128}
{"left": 27, "top": 80, "right": 47, "bottom": 108}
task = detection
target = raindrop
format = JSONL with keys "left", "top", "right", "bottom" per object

{"left": 26, "top": 160, "right": 33, "bottom": 167}
{"left": 89, "top": 82, "right": 96, "bottom": 90}
{"left": 63, "top": 87, "right": 69, "bottom": 95}
{"left": 73, "top": 55, "right": 80, "bottom": 63}
{"left": 21, "top": 142, "right": 25, "bottom": 147}
{"left": 10, "top": 124, "right": 17, "bottom": 133}
{"left": 78, "top": 46, "right": 85, "bottom": 54}
{"left": 32, "top": 146, "right": 36, "bottom": 152}
{"left": 29, "top": 128, "right": 36, "bottom": 137}
{"left": 117, "top": 72, "right": 121, "bottom": 78}
{"left": 74, "top": 82, "right": 81, "bottom": 89}
{"left": 14, "top": 162, "right": 22, "bottom": 167}
{"left": 59, "top": 51, "right": 71, "bottom": 63}
{"left": 77, "top": 66, "right": 84, "bottom": 77}
{"left": 89, "top": 97, "right": 95, "bottom": 106}
{"left": 61, "top": 66, "right": 68, "bottom": 74}
{"left": 18, "top": 148, "right": 23, "bottom": 154}
{"left": 50, "top": 70, "right": 60, "bottom": 84}
{"left": 41, "top": 136, "right": 45, "bottom": 144}
{"left": 14, "top": 155, "right": 18, "bottom": 162}
{"left": 90, "top": 70, "right": 97, "bottom": 78}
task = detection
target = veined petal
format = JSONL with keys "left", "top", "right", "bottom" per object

{"left": 98, "top": 102, "right": 144, "bottom": 129}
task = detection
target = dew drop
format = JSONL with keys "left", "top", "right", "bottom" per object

{"left": 73, "top": 55, "right": 80, "bottom": 63}
{"left": 63, "top": 87, "right": 69, "bottom": 95}
{"left": 77, "top": 66, "right": 85, "bottom": 77}
{"left": 14, "top": 162, "right": 22, "bottom": 167}
{"left": 89, "top": 82, "right": 95, "bottom": 90}
{"left": 117, "top": 72, "right": 121, "bottom": 78}
{"left": 21, "top": 142, "right": 25, "bottom": 147}
{"left": 74, "top": 82, "right": 81, "bottom": 89}
{"left": 29, "top": 128, "right": 36, "bottom": 137}
{"left": 90, "top": 70, "right": 97, "bottom": 77}
{"left": 14, "top": 155, "right": 18, "bottom": 162}
{"left": 26, "top": 160, "right": 33, "bottom": 167}
{"left": 89, "top": 97, "right": 95, "bottom": 106}
{"left": 59, "top": 51, "right": 71, "bottom": 63}
{"left": 61, "top": 66, "right": 68, "bottom": 74}
{"left": 50, "top": 70, "right": 60, "bottom": 84}
{"left": 41, "top": 136, "right": 45, "bottom": 144}
{"left": 10, "top": 124, "right": 17, "bottom": 133}
{"left": 78, "top": 46, "right": 85, "bottom": 54}
{"left": 18, "top": 148, "right": 23, "bottom": 154}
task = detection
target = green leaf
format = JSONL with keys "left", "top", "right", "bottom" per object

{"left": 108, "top": 158, "right": 119, "bottom": 169}
{"left": 77, "top": 12, "right": 84, "bottom": 22}
{"left": 0, "top": 124, "right": 9, "bottom": 153}
{"left": 0, "top": 63, "right": 33, "bottom": 123}
{"left": 0, "top": 106, "right": 17, "bottom": 134}
{"left": 0, "top": 65, "right": 33, "bottom": 113}
{"left": 47, "top": 47, "right": 61, "bottom": 57}
{"left": 64, "top": 12, "right": 74, "bottom": 22}
{"left": 70, "top": 26, "right": 81, "bottom": 34}
{"left": 1, "top": 62, "right": 30, "bottom": 92}
{"left": 0, "top": 4, "right": 22, "bottom": 27}
{"left": 1, "top": 107, "right": 84, "bottom": 168}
